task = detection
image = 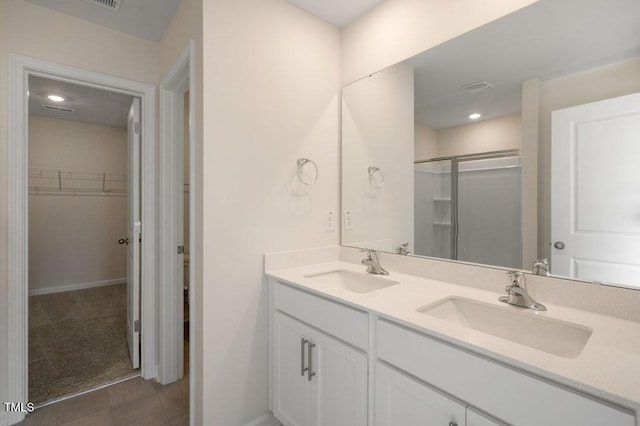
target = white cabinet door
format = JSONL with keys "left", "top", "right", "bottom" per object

{"left": 273, "top": 312, "right": 312, "bottom": 426}
{"left": 273, "top": 312, "right": 368, "bottom": 426}
{"left": 310, "top": 330, "right": 367, "bottom": 426}
{"left": 375, "top": 362, "right": 466, "bottom": 426}
{"left": 467, "top": 407, "right": 507, "bottom": 426}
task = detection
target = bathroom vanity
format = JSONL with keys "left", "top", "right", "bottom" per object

{"left": 265, "top": 249, "right": 640, "bottom": 426}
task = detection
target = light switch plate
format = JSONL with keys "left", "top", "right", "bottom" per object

{"left": 325, "top": 211, "right": 335, "bottom": 232}
{"left": 344, "top": 210, "right": 353, "bottom": 230}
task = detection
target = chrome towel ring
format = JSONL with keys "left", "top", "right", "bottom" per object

{"left": 368, "top": 166, "right": 384, "bottom": 189}
{"left": 297, "top": 158, "right": 318, "bottom": 186}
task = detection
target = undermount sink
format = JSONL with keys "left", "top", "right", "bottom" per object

{"left": 418, "top": 296, "right": 592, "bottom": 358}
{"left": 305, "top": 270, "right": 399, "bottom": 294}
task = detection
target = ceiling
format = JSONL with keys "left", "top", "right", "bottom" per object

{"left": 29, "top": 75, "right": 134, "bottom": 128}
{"left": 404, "top": 0, "right": 640, "bottom": 129}
{"left": 285, "top": 0, "right": 385, "bottom": 27}
{"left": 24, "top": 0, "right": 182, "bottom": 41}
{"left": 25, "top": 0, "right": 383, "bottom": 37}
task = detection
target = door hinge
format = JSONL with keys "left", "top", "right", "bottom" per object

{"left": 134, "top": 319, "right": 141, "bottom": 333}
{"left": 177, "top": 245, "right": 185, "bottom": 254}
{"left": 134, "top": 122, "right": 142, "bottom": 135}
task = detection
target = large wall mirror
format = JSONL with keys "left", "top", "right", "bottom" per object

{"left": 341, "top": 0, "right": 640, "bottom": 289}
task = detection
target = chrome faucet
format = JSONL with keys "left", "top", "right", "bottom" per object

{"left": 532, "top": 258, "right": 549, "bottom": 276}
{"left": 499, "top": 271, "right": 546, "bottom": 311}
{"left": 396, "top": 243, "right": 411, "bottom": 256}
{"left": 361, "top": 249, "right": 389, "bottom": 275}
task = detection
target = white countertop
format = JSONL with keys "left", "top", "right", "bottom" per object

{"left": 267, "top": 260, "right": 640, "bottom": 412}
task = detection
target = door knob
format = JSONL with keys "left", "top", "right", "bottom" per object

{"left": 554, "top": 241, "right": 565, "bottom": 250}
{"left": 118, "top": 238, "right": 129, "bottom": 245}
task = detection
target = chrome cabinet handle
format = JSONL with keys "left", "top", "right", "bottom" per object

{"left": 300, "top": 338, "right": 309, "bottom": 376}
{"left": 307, "top": 342, "right": 316, "bottom": 381}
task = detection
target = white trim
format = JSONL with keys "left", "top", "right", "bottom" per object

{"left": 8, "top": 54, "right": 158, "bottom": 424}
{"left": 158, "top": 44, "right": 189, "bottom": 385}
{"left": 158, "top": 43, "right": 196, "bottom": 421}
{"left": 243, "top": 413, "right": 280, "bottom": 426}
{"left": 28, "top": 278, "right": 126, "bottom": 296}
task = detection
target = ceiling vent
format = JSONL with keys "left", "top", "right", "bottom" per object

{"left": 460, "top": 81, "right": 494, "bottom": 94}
{"left": 82, "top": 0, "right": 121, "bottom": 12}
{"left": 42, "top": 104, "right": 75, "bottom": 113}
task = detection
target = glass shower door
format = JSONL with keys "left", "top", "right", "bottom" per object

{"left": 457, "top": 155, "right": 522, "bottom": 269}
{"left": 414, "top": 160, "right": 453, "bottom": 259}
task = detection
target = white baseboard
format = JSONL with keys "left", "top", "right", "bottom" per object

{"left": 2, "top": 411, "right": 25, "bottom": 426}
{"left": 244, "top": 412, "right": 280, "bottom": 426}
{"left": 29, "top": 278, "right": 126, "bottom": 296}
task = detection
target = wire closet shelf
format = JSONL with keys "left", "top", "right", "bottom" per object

{"left": 29, "top": 167, "right": 127, "bottom": 196}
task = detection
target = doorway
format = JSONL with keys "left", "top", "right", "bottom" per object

{"left": 158, "top": 42, "right": 195, "bottom": 392}
{"left": 27, "top": 76, "right": 140, "bottom": 405}
{"left": 8, "top": 54, "right": 157, "bottom": 425}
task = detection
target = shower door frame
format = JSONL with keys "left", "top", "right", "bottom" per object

{"left": 415, "top": 149, "right": 522, "bottom": 261}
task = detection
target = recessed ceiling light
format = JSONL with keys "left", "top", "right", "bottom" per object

{"left": 468, "top": 113, "right": 482, "bottom": 120}
{"left": 47, "top": 95, "right": 65, "bottom": 102}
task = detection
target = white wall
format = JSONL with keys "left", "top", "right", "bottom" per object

{"left": 341, "top": 0, "right": 539, "bottom": 84}
{"left": 342, "top": 63, "right": 415, "bottom": 253}
{"left": 415, "top": 123, "right": 437, "bottom": 161}
{"left": 437, "top": 114, "right": 522, "bottom": 158}
{"left": 201, "top": 0, "right": 340, "bottom": 424}
{"left": 0, "top": 0, "right": 159, "bottom": 411}
{"left": 533, "top": 57, "right": 640, "bottom": 262}
{"left": 28, "top": 116, "right": 127, "bottom": 294}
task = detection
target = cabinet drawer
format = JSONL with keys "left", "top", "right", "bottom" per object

{"left": 377, "top": 319, "right": 634, "bottom": 426}
{"left": 273, "top": 282, "right": 368, "bottom": 350}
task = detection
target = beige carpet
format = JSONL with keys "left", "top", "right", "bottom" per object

{"left": 29, "top": 283, "right": 138, "bottom": 405}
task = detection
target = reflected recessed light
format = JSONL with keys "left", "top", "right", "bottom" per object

{"left": 468, "top": 113, "right": 481, "bottom": 120}
{"left": 48, "top": 95, "right": 65, "bottom": 102}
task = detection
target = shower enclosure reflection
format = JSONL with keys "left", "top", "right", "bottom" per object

{"left": 414, "top": 152, "right": 521, "bottom": 269}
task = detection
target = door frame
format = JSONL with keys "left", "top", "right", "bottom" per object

{"left": 7, "top": 53, "right": 157, "bottom": 422}
{"left": 158, "top": 40, "right": 195, "bottom": 390}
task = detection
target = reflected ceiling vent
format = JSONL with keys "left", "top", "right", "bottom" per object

{"left": 81, "top": 0, "right": 121, "bottom": 12}
{"left": 42, "top": 104, "right": 75, "bottom": 113}
{"left": 460, "top": 81, "right": 494, "bottom": 94}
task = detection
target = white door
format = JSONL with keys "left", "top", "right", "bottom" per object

{"left": 551, "top": 92, "right": 640, "bottom": 288}
{"left": 127, "top": 98, "right": 141, "bottom": 369}
{"left": 374, "top": 362, "right": 466, "bottom": 426}
{"left": 310, "top": 330, "right": 367, "bottom": 426}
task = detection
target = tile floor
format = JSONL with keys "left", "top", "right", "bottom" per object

{"left": 18, "top": 376, "right": 189, "bottom": 426}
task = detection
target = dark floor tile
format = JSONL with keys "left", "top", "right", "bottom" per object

{"left": 107, "top": 377, "right": 156, "bottom": 407}
{"left": 22, "top": 403, "right": 58, "bottom": 426}
{"left": 58, "top": 407, "right": 112, "bottom": 426}
{"left": 55, "top": 389, "right": 110, "bottom": 425}
{"left": 126, "top": 413, "right": 171, "bottom": 426}
{"left": 157, "top": 380, "right": 189, "bottom": 420}
{"left": 110, "top": 393, "right": 164, "bottom": 426}
{"left": 169, "top": 413, "right": 189, "bottom": 426}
